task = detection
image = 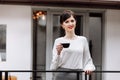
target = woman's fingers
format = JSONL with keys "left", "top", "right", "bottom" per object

{"left": 56, "top": 44, "right": 63, "bottom": 55}
{"left": 85, "top": 70, "right": 93, "bottom": 75}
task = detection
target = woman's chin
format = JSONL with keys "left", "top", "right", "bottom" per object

{"left": 67, "top": 29, "right": 74, "bottom": 32}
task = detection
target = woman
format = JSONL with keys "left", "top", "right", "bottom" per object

{"left": 50, "top": 10, "right": 95, "bottom": 80}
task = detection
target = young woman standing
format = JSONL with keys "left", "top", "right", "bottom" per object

{"left": 50, "top": 10, "right": 95, "bottom": 80}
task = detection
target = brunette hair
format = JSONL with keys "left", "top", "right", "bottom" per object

{"left": 60, "top": 10, "right": 76, "bottom": 24}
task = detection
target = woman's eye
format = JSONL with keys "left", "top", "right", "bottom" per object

{"left": 64, "top": 19, "right": 75, "bottom": 24}
{"left": 65, "top": 21, "right": 69, "bottom": 23}
{"left": 71, "top": 20, "right": 75, "bottom": 22}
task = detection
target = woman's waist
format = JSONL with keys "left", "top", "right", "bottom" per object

{"left": 57, "top": 67, "right": 82, "bottom": 71}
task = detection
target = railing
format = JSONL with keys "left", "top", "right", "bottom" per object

{"left": 1, "top": 70, "right": 120, "bottom": 80}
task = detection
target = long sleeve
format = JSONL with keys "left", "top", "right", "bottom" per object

{"left": 50, "top": 39, "right": 60, "bottom": 70}
{"left": 83, "top": 37, "right": 95, "bottom": 71}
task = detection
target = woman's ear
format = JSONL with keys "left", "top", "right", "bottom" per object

{"left": 61, "top": 24, "right": 64, "bottom": 29}
{"left": 60, "top": 24, "right": 64, "bottom": 29}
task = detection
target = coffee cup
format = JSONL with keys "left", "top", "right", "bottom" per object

{"left": 61, "top": 43, "right": 70, "bottom": 48}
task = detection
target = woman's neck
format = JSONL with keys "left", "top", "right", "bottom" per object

{"left": 64, "top": 31, "right": 77, "bottom": 40}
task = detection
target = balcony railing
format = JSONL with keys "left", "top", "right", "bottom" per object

{"left": 1, "top": 70, "right": 120, "bottom": 80}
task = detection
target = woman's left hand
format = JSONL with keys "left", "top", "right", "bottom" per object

{"left": 85, "top": 70, "right": 93, "bottom": 75}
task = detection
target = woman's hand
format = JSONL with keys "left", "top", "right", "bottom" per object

{"left": 56, "top": 44, "right": 63, "bottom": 55}
{"left": 85, "top": 70, "right": 93, "bottom": 75}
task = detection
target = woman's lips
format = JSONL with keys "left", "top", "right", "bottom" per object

{"left": 68, "top": 26, "right": 73, "bottom": 29}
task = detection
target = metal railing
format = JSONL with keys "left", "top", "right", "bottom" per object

{"left": 1, "top": 70, "right": 120, "bottom": 80}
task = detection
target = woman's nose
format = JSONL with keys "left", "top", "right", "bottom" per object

{"left": 69, "top": 22, "right": 73, "bottom": 25}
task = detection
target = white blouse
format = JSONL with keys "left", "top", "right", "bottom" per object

{"left": 50, "top": 36, "right": 95, "bottom": 71}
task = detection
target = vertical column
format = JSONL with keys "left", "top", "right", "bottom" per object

{"left": 85, "top": 74, "right": 87, "bottom": 80}
{"left": 77, "top": 72, "right": 79, "bottom": 80}
{"left": 0, "top": 71, "right": 2, "bottom": 80}
{"left": 5, "top": 71, "right": 8, "bottom": 80}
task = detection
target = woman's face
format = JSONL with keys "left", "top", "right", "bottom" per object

{"left": 61, "top": 15, "right": 76, "bottom": 32}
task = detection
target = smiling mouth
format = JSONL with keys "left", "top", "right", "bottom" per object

{"left": 68, "top": 26, "right": 73, "bottom": 29}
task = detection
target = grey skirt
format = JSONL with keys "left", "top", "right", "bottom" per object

{"left": 53, "top": 67, "right": 82, "bottom": 80}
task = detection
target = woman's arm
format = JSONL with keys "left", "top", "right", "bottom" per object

{"left": 83, "top": 37, "right": 95, "bottom": 74}
{"left": 50, "top": 39, "right": 62, "bottom": 70}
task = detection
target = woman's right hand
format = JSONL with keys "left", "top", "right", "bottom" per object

{"left": 56, "top": 44, "right": 63, "bottom": 55}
